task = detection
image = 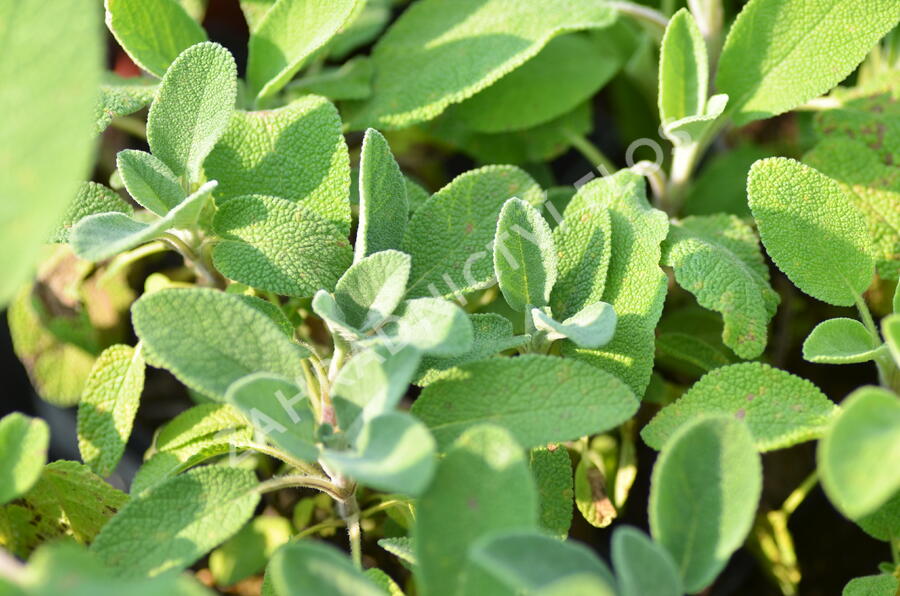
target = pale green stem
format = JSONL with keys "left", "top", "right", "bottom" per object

{"left": 782, "top": 471, "right": 818, "bottom": 517}
{"left": 854, "top": 293, "right": 899, "bottom": 390}
{"left": 110, "top": 115, "right": 147, "bottom": 139}
{"left": 101, "top": 240, "right": 167, "bottom": 281}
{"left": 607, "top": 1, "right": 668, "bottom": 38}
{"left": 564, "top": 130, "right": 617, "bottom": 175}
{"left": 256, "top": 474, "right": 349, "bottom": 501}
{"left": 300, "top": 359, "right": 322, "bottom": 421}
{"left": 339, "top": 494, "right": 363, "bottom": 570}
{"left": 246, "top": 442, "right": 324, "bottom": 478}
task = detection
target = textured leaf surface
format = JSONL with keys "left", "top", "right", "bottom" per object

{"left": 416, "top": 313, "right": 528, "bottom": 386}
{"left": 246, "top": 0, "right": 359, "bottom": 100}
{"left": 204, "top": 96, "right": 351, "bottom": 233}
{"left": 117, "top": 149, "right": 185, "bottom": 216}
{"left": 225, "top": 373, "right": 318, "bottom": 463}
{"left": 649, "top": 416, "right": 762, "bottom": 593}
{"left": 77, "top": 344, "right": 145, "bottom": 477}
{"left": 71, "top": 181, "right": 216, "bottom": 262}
{"left": 0, "top": 414, "right": 49, "bottom": 505}
{"left": 494, "top": 198, "right": 557, "bottom": 312}
{"left": 212, "top": 195, "right": 352, "bottom": 296}
{"left": 287, "top": 56, "right": 374, "bottom": 101}
{"left": 716, "top": 0, "right": 900, "bottom": 125}
{"left": 0, "top": 0, "right": 101, "bottom": 306}
{"left": 267, "top": 541, "right": 383, "bottom": 596}
{"left": 529, "top": 447, "right": 574, "bottom": 538}
{"left": 414, "top": 425, "right": 539, "bottom": 596}
{"left": 563, "top": 171, "right": 669, "bottom": 395}
{"left": 0, "top": 461, "right": 128, "bottom": 558}
{"left": 643, "top": 363, "right": 835, "bottom": 451}
{"left": 804, "top": 137, "right": 900, "bottom": 280}
{"left": 658, "top": 9, "right": 707, "bottom": 124}
{"left": 818, "top": 387, "right": 900, "bottom": 519}
{"left": 322, "top": 412, "right": 436, "bottom": 496}
{"left": 412, "top": 355, "right": 637, "bottom": 450}
{"left": 91, "top": 466, "right": 259, "bottom": 577}
{"left": 335, "top": 250, "right": 410, "bottom": 330}
{"left": 50, "top": 182, "right": 133, "bottom": 244}
{"left": 549, "top": 190, "right": 612, "bottom": 320}
{"left": 662, "top": 214, "right": 779, "bottom": 359}
{"left": 404, "top": 166, "right": 543, "bottom": 298}
{"left": 147, "top": 42, "right": 237, "bottom": 183}
{"left": 532, "top": 301, "right": 616, "bottom": 349}
{"left": 349, "top": 0, "right": 615, "bottom": 129}
{"left": 449, "top": 32, "right": 623, "bottom": 133}
{"left": 131, "top": 288, "right": 309, "bottom": 400}
{"left": 748, "top": 158, "right": 874, "bottom": 306}
{"left": 94, "top": 74, "right": 157, "bottom": 134}
{"left": 842, "top": 574, "right": 900, "bottom": 596}
{"left": 105, "top": 0, "right": 207, "bottom": 78}
{"left": 390, "top": 298, "right": 474, "bottom": 357}
{"left": 611, "top": 526, "right": 682, "bottom": 596}
{"left": 462, "top": 531, "right": 615, "bottom": 595}
{"left": 355, "top": 130, "right": 408, "bottom": 260}
{"left": 803, "top": 318, "right": 883, "bottom": 364}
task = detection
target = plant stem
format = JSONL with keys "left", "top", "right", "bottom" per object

{"left": 564, "top": 130, "right": 617, "bottom": 176}
{"left": 782, "top": 471, "right": 818, "bottom": 517}
{"left": 256, "top": 474, "right": 349, "bottom": 501}
{"left": 246, "top": 442, "right": 324, "bottom": 477}
{"left": 339, "top": 494, "right": 363, "bottom": 569}
{"left": 101, "top": 240, "right": 168, "bottom": 281}
{"left": 632, "top": 160, "right": 668, "bottom": 206}
{"left": 854, "top": 293, "right": 899, "bottom": 390}
{"left": 300, "top": 359, "right": 322, "bottom": 420}
{"left": 110, "top": 115, "right": 147, "bottom": 139}
{"left": 607, "top": 1, "right": 668, "bottom": 38}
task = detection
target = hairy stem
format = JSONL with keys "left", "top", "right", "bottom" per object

{"left": 564, "top": 130, "right": 617, "bottom": 176}
{"left": 339, "top": 494, "right": 363, "bottom": 570}
{"left": 256, "top": 474, "right": 349, "bottom": 501}
{"left": 607, "top": 1, "right": 668, "bottom": 38}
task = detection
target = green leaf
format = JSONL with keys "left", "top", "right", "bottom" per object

{"left": 240, "top": 0, "right": 275, "bottom": 32}
{"left": 411, "top": 354, "right": 637, "bottom": 450}
{"left": 716, "top": 0, "right": 900, "bottom": 125}
{"left": 131, "top": 404, "right": 252, "bottom": 494}
{"left": 684, "top": 144, "right": 770, "bottom": 218}
{"left": 0, "top": 0, "right": 101, "bottom": 307}
{"left": 414, "top": 425, "right": 539, "bottom": 596}
{"left": 117, "top": 149, "right": 185, "bottom": 216}
{"left": 649, "top": 416, "right": 762, "bottom": 593}
{"left": 388, "top": 297, "right": 474, "bottom": 357}
{"left": 71, "top": 180, "right": 216, "bottom": 261}
{"left": 448, "top": 31, "right": 625, "bottom": 134}
{"left": 856, "top": 492, "right": 900, "bottom": 542}
{"left": 147, "top": 41, "right": 237, "bottom": 184}
{"left": 611, "top": 526, "right": 682, "bottom": 596}
{"left": 90, "top": 466, "right": 260, "bottom": 578}
{"left": 656, "top": 333, "right": 732, "bottom": 376}
{"left": 209, "top": 516, "right": 292, "bottom": 587}
{"left": 355, "top": 130, "right": 408, "bottom": 260}
{"left": 287, "top": 56, "right": 374, "bottom": 101}
{"left": 658, "top": 9, "right": 707, "bottom": 125}
{"left": 204, "top": 95, "right": 351, "bottom": 233}
{"left": 748, "top": 158, "right": 875, "bottom": 306}
{"left": 662, "top": 214, "right": 779, "bottom": 359}
{"left": 131, "top": 288, "right": 309, "bottom": 400}
{"left": 0, "top": 461, "right": 128, "bottom": 558}
{"left": 0, "top": 413, "right": 49, "bottom": 505}
{"left": 803, "top": 318, "right": 884, "bottom": 364}
{"left": 378, "top": 536, "right": 416, "bottom": 567}
{"left": 574, "top": 449, "right": 615, "bottom": 529}
{"left": 10, "top": 542, "right": 214, "bottom": 596}
{"left": 322, "top": 412, "right": 436, "bottom": 496}
{"left": 643, "top": 362, "right": 836, "bottom": 451}
{"left": 404, "top": 166, "right": 543, "bottom": 299}
{"left": 818, "top": 386, "right": 900, "bottom": 519}
{"left": 335, "top": 250, "right": 410, "bottom": 331}
{"left": 563, "top": 171, "right": 669, "bottom": 396}
{"left": 233, "top": 294, "right": 294, "bottom": 336}
{"left": 266, "top": 541, "right": 383, "bottom": 596}
{"left": 415, "top": 313, "right": 529, "bottom": 386}
{"left": 94, "top": 74, "right": 157, "bottom": 135}
{"left": 663, "top": 93, "right": 729, "bottom": 146}
{"left": 843, "top": 574, "right": 900, "bottom": 596}
{"left": 529, "top": 447, "right": 574, "bottom": 539}
{"left": 77, "top": 344, "right": 146, "bottom": 478}
{"left": 104, "top": 0, "right": 207, "bottom": 78}
{"left": 549, "top": 193, "right": 612, "bottom": 320}
{"left": 225, "top": 373, "right": 318, "bottom": 463}
{"left": 332, "top": 345, "right": 422, "bottom": 431}
{"left": 212, "top": 194, "right": 352, "bottom": 297}
{"left": 804, "top": 137, "right": 900, "bottom": 280}
{"left": 532, "top": 301, "right": 616, "bottom": 349}
{"left": 462, "top": 530, "right": 615, "bottom": 595}
{"left": 348, "top": 0, "right": 615, "bottom": 129}
{"left": 50, "top": 182, "right": 133, "bottom": 244}
{"left": 246, "top": 0, "right": 359, "bottom": 101}
{"left": 885, "top": 314, "right": 900, "bottom": 366}
{"left": 494, "top": 198, "right": 557, "bottom": 312}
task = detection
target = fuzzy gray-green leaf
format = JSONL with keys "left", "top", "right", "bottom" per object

{"left": 532, "top": 301, "right": 616, "bottom": 349}
{"left": 147, "top": 41, "right": 237, "bottom": 184}
{"left": 658, "top": 9, "right": 707, "bottom": 125}
{"left": 803, "top": 318, "right": 884, "bottom": 364}
{"left": 50, "top": 182, "right": 133, "bottom": 244}
{"left": 116, "top": 149, "right": 185, "bottom": 216}
{"left": 0, "top": 413, "right": 49, "bottom": 505}
{"left": 355, "top": 129, "right": 408, "bottom": 260}
{"left": 494, "top": 198, "right": 557, "bottom": 312}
